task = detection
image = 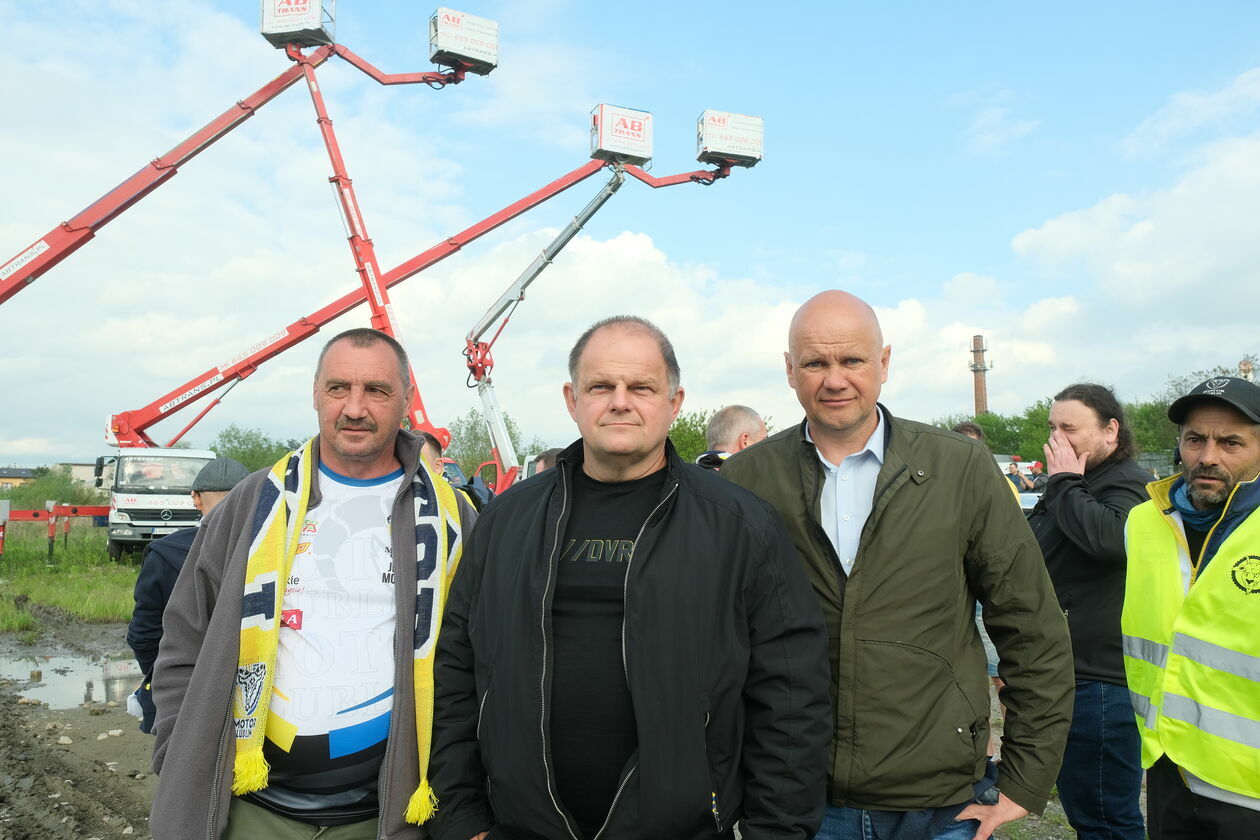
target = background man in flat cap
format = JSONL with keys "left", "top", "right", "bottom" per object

{"left": 1123, "top": 376, "right": 1260, "bottom": 838}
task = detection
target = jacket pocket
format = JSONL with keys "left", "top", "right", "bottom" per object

{"left": 852, "top": 640, "right": 986, "bottom": 799}
{"left": 702, "top": 702, "right": 741, "bottom": 834}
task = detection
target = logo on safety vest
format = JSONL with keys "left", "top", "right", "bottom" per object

{"left": 1231, "top": 555, "right": 1260, "bottom": 594}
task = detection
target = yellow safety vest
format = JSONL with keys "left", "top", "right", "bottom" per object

{"left": 1122, "top": 475, "right": 1260, "bottom": 801}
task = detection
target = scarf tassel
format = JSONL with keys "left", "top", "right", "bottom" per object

{"left": 405, "top": 779, "right": 439, "bottom": 824}
{"left": 232, "top": 750, "right": 271, "bottom": 795}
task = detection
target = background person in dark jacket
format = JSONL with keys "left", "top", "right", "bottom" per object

{"left": 695, "top": 404, "right": 768, "bottom": 470}
{"left": 125, "top": 457, "right": 249, "bottom": 733}
{"left": 430, "top": 315, "right": 831, "bottom": 840}
{"left": 1027, "top": 384, "right": 1151, "bottom": 840}
{"left": 722, "top": 291, "right": 1073, "bottom": 840}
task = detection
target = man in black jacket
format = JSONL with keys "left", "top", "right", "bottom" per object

{"left": 125, "top": 456, "right": 249, "bottom": 732}
{"left": 430, "top": 315, "right": 831, "bottom": 840}
{"left": 1028, "top": 383, "right": 1151, "bottom": 840}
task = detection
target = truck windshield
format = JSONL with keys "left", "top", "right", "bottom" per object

{"left": 115, "top": 456, "right": 214, "bottom": 493}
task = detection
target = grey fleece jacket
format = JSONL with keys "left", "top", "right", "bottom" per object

{"left": 149, "top": 431, "right": 477, "bottom": 840}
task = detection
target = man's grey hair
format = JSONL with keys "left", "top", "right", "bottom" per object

{"left": 567, "top": 315, "right": 681, "bottom": 394}
{"left": 707, "top": 405, "right": 764, "bottom": 451}
{"left": 316, "top": 327, "right": 411, "bottom": 388}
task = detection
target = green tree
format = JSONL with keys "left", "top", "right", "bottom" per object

{"left": 1159, "top": 354, "right": 1258, "bottom": 403}
{"left": 444, "top": 408, "right": 544, "bottom": 483}
{"left": 934, "top": 401, "right": 1050, "bottom": 463}
{"left": 1125, "top": 399, "right": 1178, "bottom": 455}
{"left": 669, "top": 410, "right": 714, "bottom": 464}
{"left": 208, "top": 424, "right": 299, "bottom": 472}
{"left": 0, "top": 465, "right": 106, "bottom": 509}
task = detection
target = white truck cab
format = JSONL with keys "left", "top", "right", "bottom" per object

{"left": 95, "top": 448, "right": 216, "bottom": 559}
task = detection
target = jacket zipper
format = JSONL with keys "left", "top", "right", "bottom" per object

{"left": 586, "top": 481, "right": 678, "bottom": 840}
{"left": 206, "top": 705, "right": 232, "bottom": 840}
{"left": 620, "top": 482, "right": 678, "bottom": 683}
{"left": 540, "top": 466, "right": 581, "bottom": 840}
{"left": 375, "top": 473, "right": 420, "bottom": 840}
{"left": 476, "top": 686, "right": 491, "bottom": 739}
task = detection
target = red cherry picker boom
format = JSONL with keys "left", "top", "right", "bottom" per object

{"left": 463, "top": 106, "right": 766, "bottom": 493}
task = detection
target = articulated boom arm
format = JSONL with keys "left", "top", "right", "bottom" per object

{"left": 463, "top": 160, "right": 738, "bottom": 493}
{"left": 1, "top": 47, "right": 330, "bottom": 306}
{"left": 0, "top": 44, "right": 480, "bottom": 307}
{"left": 108, "top": 160, "right": 609, "bottom": 448}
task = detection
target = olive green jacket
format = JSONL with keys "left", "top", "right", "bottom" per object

{"left": 721, "top": 410, "right": 1072, "bottom": 814}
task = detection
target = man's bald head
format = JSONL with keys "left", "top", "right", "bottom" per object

{"left": 788, "top": 290, "right": 884, "bottom": 357}
{"left": 784, "top": 290, "right": 891, "bottom": 454}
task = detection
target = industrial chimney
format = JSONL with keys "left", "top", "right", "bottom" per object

{"left": 970, "top": 335, "right": 992, "bottom": 416}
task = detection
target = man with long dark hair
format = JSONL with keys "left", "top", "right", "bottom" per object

{"left": 1028, "top": 383, "right": 1152, "bottom": 840}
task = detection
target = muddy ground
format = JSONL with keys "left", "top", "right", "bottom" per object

{"left": 0, "top": 609, "right": 155, "bottom": 839}
{"left": 0, "top": 608, "right": 1078, "bottom": 840}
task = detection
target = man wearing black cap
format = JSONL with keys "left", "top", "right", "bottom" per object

{"left": 127, "top": 457, "right": 251, "bottom": 733}
{"left": 1122, "top": 376, "right": 1260, "bottom": 838}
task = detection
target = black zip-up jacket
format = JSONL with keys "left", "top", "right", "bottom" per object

{"left": 1027, "top": 455, "right": 1151, "bottom": 684}
{"left": 430, "top": 440, "right": 831, "bottom": 840}
{"left": 127, "top": 525, "right": 197, "bottom": 733}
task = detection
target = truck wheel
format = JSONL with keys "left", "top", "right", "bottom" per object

{"left": 108, "top": 540, "right": 124, "bottom": 561}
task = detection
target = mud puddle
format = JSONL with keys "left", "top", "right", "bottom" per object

{"left": 0, "top": 619, "right": 154, "bottom": 838}
{"left": 0, "top": 650, "right": 140, "bottom": 710}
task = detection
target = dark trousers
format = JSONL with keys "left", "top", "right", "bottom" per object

{"left": 1055, "top": 680, "right": 1145, "bottom": 840}
{"left": 1147, "top": 756, "right": 1260, "bottom": 839}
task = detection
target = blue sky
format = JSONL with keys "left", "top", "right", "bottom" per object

{"left": 2, "top": 1, "right": 1259, "bottom": 464}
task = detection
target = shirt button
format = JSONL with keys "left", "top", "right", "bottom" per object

{"left": 956, "top": 727, "right": 963, "bottom": 733}
{"left": 841, "top": 474, "right": 850, "bottom": 481}
{"left": 842, "top": 515, "right": 850, "bottom": 521}
{"left": 918, "top": 470, "right": 925, "bottom": 477}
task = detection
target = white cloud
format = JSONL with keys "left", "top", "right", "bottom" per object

{"left": 0, "top": 438, "right": 55, "bottom": 457}
{"left": 1125, "top": 66, "right": 1260, "bottom": 156}
{"left": 967, "top": 106, "right": 1040, "bottom": 154}
{"left": 1014, "top": 134, "right": 1260, "bottom": 305}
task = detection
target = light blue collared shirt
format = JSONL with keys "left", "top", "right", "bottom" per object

{"left": 806, "top": 410, "right": 885, "bottom": 576}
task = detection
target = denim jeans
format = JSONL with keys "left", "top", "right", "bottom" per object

{"left": 812, "top": 805, "right": 979, "bottom": 840}
{"left": 1055, "top": 679, "right": 1145, "bottom": 840}
{"left": 811, "top": 761, "right": 995, "bottom": 840}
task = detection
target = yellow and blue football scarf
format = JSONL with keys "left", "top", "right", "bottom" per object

{"left": 231, "top": 438, "right": 464, "bottom": 824}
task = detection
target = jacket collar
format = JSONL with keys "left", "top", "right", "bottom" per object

{"left": 1147, "top": 470, "right": 1260, "bottom": 567}
{"left": 794, "top": 404, "right": 894, "bottom": 459}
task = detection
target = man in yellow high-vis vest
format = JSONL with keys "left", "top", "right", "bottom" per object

{"left": 1122, "top": 376, "right": 1260, "bottom": 839}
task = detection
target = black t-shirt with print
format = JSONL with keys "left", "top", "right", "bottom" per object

{"left": 551, "top": 466, "right": 667, "bottom": 838}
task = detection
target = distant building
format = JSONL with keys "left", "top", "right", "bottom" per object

{"left": 56, "top": 463, "right": 98, "bottom": 486}
{"left": 0, "top": 467, "right": 37, "bottom": 490}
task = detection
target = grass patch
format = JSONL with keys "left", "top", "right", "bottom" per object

{"left": 1, "top": 522, "right": 136, "bottom": 624}
{"left": 0, "top": 594, "right": 39, "bottom": 632}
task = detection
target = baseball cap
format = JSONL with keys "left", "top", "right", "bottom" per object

{"left": 1167, "top": 377, "right": 1260, "bottom": 425}
{"left": 192, "top": 458, "right": 251, "bottom": 492}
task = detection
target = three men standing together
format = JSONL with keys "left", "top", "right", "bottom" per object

{"left": 147, "top": 302, "right": 1257, "bottom": 840}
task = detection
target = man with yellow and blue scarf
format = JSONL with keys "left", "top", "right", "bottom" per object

{"left": 1122, "top": 376, "right": 1260, "bottom": 839}
{"left": 149, "top": 328, "right": 477, "bottom": 840}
